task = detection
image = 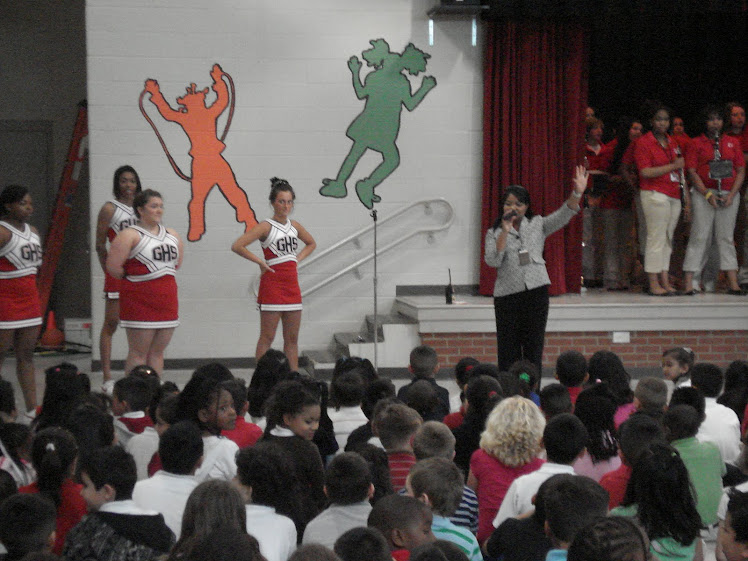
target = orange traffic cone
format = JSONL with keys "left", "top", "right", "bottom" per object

{"left": 40, "top": 311, "right": 65, "bottom": 349}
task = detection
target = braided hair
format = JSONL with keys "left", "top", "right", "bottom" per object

{"left": 568, "top": 516, "right": 650, "bottom": 561}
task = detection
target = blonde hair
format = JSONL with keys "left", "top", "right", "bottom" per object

{"left": 479, "top": 396, "right": 545, "bottom": 467}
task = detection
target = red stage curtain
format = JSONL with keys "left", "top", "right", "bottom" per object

{"left": 479, "top": 19, "right": 589, "bottom": 296}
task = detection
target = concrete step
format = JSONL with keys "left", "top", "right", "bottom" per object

{"left": 364, "top": 312, "right": 417, "bottom": 338}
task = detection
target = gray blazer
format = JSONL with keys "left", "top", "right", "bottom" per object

{"left": 484, "top": 203, "right": 578, "bottom": 297}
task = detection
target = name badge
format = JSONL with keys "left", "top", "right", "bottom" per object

{"left": 519, "top": 249, "right": 530, "bottom": 266}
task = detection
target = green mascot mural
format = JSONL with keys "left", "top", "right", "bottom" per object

{"left": 320, "top": 39, "right": 437, "bottom": 209}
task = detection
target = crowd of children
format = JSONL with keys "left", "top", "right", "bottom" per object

{"left": 2, "top": 343, "right": 748, "bottom": 561}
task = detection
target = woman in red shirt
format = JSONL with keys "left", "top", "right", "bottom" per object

{"left": 683, "top": 105, "right": 746, "bottom": 294}
{"left": 633, "top": 104, "right": 690, "bottom": 296}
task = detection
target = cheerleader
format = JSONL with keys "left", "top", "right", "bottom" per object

{"left": 232, "top": 177, "right": 316, "bottom": 371}
{"left": 0, "top": 185, "right": 43, "bottom": 417}
{"left": 94, "top": 165, "right": 141, "bottom": 390}
{"left": 106, "top": 189, "right": 183, "bottom": 375}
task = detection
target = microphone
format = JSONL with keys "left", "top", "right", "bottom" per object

{"left": 503, "top": 210, "right": 518, "bottom": 221}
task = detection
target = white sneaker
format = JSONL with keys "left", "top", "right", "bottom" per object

{"left": 19, "top": 408, "right": 37, "bottom": 426}
{"left": 101, "top": 379, "right": 115, "bottom": 395}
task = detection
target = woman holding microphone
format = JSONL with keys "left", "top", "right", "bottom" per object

{"left": 485, "top": 165, "right": 588, "bottom": 372}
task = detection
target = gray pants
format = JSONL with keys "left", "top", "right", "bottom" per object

{"left": 683, "top": 189, "right": 740, "bottom": 273}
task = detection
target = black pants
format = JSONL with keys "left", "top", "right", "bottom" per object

{"left": 493, "top": 285, "right": 549, "bottom": 373}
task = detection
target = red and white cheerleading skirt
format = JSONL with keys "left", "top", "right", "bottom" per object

{"left": 257, "top": 260, "right": 302, "bottom": 312}
{"left": 120, "top": 274, "right": 179, "bottom": 329}
{"left": 0, "top": 275, "right": 42, "bottom": 329}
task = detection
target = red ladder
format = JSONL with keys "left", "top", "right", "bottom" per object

{"left": 37, "top": 101, "right": 88, "bottom": 317}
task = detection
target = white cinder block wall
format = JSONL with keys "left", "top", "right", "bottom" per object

{"left": 87, "top": 0, "right": 484, "bottom": 362}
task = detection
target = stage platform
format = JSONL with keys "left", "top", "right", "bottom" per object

{"left": 394, "top": 289, "right": 748, "bottom": 373}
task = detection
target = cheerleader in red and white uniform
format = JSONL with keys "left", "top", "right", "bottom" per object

{"left": 106, "top": 189, "right": 183, "bottom": 375}
{"left": 232, "top": 177, "right": 316, "bottom": 371}
{"left": 95, "top": 165, "right": 141, "bottom": 389}
{"left": 0, "top": 185, "right": 43, "bottom": 416}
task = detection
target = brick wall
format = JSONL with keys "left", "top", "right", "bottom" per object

{"left": 421, "top": 330, "right": 748, "bottom": 369}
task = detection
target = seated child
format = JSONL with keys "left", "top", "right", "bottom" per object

{"left": 176, "top": 375, "right": 239, "bottom": 482}
{"left": 19, "top": 427, "right": 87, "bottom": 555}
{"left": 485, "top": 475, "right": 555, "bottom": 561}
{"left": 334, "top": 527, "right": 392, "bottom": 561}
{"left": 452, "top": 375, "right": 503, "bottom": 476}
{"left": 146, "top": 393, "right": 180, "bottom": 477}
{"left": 494, "top": 413, "right": 588, "bottom": 527}
{"left": 444, "top": 357, "right": 480, "bottom": 427}
{"left": 372, "top": 402, "right": 423, "bottom": 492}
{"left": 221, "top": 378, "right": 263, "bottom": 448}
{"left": 397, "top": 345, "right": 450, "bottom": 420}
{"left": 632, "top": 377, "right": 668, "bottom": 421}
{"left": 669, "top": 386, "right": 706, "bottom": 417}
{"left": 328, "top": 366, "right": 368, "bottom": 451}
{"left": 610, "top": 442, "right": 702, "bottom": 561}
{"left": 406, "top": 457, "right": 482, "bottom": 561}
{"left": 599, "top": 413, "right": 664, "bottom": 509}
{"left": 539, "top": 384, "right": 573, "bottom": 421}
{"left": 234, "top": 442, "right": 299, "bottom": 559}
{"left": 112, "top": 376, "right": 154, "bottom": 447}
{"left": 368, "top": 494, "right": 436, "bottom": 560}
{"left": 0, "top": 494, "right": 57, "bottom": 561}
{"left": 304, "top": 452, "right": 373, "bottom": 549}
{"left": 403, "top": 380, "right": 444, "bottom": 423}
{"left": 555, "top": 351, "right": 588, "bottom": 406}
{"left": 132, "top": 420, "right": 203, "bottom": 539}
{"left": 662, "top": 347, "right": 694, "bottom": 389}
{"left": 720, "top": 488, "right": 748, "bottom": 561}
{"left": 543, "top": 474, "right": 610, "bottom": 561}
{"left": 664, "top": 404, "right": 724, "bottom": 532}
{"left": 413, "top": 421, "right": 478, "bottom": 534}
{"left": 347, "top": 442, "right": 395, "bottom": 504}
{"left": 692, "top": 363, "right": 741, "bottom": 465}
{"left": 0, "top": 422, "right": 35, "bottom": 488}
{"left": 345, "top": 379, "right": 397, "bottom": 452}
{"left": 571, "top": 384, "right": 621, "bottom": 482}
{"left": 509, "top": 359, "right": 541, "bottom": 406}
{"left": 567, "top": 516, "right": 651, "bottom": 561}
{"left": 261, "top": 380, "right": 327, "bottom": 534}
{"left": 63, "top": 446, "right": 174, "bottom": 561}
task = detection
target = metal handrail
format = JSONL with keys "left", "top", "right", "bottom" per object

{"left": 299, "top": 198, "right": 454, "bottom": 297}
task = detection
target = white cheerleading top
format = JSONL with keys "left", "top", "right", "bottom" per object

{"left": 0, "top": 221, "right": 42, "bottom": 279}
{"left": 125, "top": 224, "right": 179, "bottom": 282}
{"left": 107, "top": 199, "right": 138, "bottom": 238}
{"left": 260, "top": 219, "right": 299, "bottom": 266}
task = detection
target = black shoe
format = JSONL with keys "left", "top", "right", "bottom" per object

{"left": 727, "top": 289, "right": 746, "bottom": 295}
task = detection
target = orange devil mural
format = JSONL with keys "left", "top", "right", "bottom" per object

{"left": 140, "top": 64, "right": 258, "bottom": 242}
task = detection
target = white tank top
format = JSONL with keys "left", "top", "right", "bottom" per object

{"left": 125, "top": 224, "right": 179, "bottom": 282}
{"left": 261, "top": 219, "right": 299, "bottom": 266}
{"left": 0, "top": 221, "right": 42, "bottom": 279}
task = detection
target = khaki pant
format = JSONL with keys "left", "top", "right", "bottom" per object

{"left": 640, "top": 190, "right": 681, "bottom": 273}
